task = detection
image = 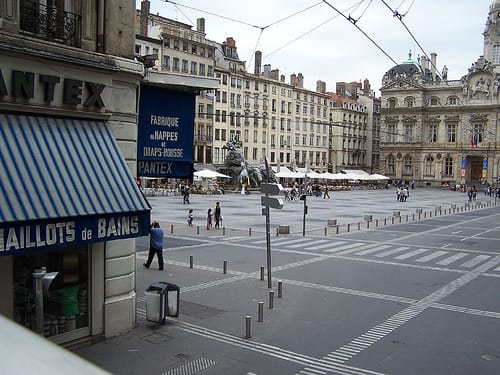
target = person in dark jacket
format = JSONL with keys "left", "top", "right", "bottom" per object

{"left": 143, "top": 221, "right": 164, "bottom": 270}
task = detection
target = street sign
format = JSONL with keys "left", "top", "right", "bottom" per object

{"left": 261, "top": 196, "right": 284, "bottom": 209}
{"left": 261, "top": 183, "right": 284, "bottom": 195}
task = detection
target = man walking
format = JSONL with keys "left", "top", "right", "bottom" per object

{"left": 143, "top": 221, "right": 164, "bottom": 270}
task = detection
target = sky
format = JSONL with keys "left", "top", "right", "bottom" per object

{"left": 138, "top": 0, "right": 492, "bottom": 96}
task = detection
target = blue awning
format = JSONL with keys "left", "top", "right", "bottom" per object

{"left": 0, "top": 114, "right": 151, "bottom": 255}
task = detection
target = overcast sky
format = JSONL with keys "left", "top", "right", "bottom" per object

{"left": 139, "top": 0, "right": 492, "bottom": 96}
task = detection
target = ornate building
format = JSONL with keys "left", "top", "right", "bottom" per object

{"left": 380, "top": 1, "right": 500, "bottom": 187}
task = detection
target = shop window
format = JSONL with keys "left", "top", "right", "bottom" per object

{"left": 13, "top": 246, "right": 89, "bottom": 338}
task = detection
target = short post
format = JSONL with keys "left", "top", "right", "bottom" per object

{"left": 336, "top": 225, "right": 340, "bottom": 234}
{"left": 170, "top": 224, "right": 174, "bottom": 233}
{"left": 249, "top": 227, "right": 252, "bottom": 236}
{"left": 324, "top": 227, "right": 327, "bottom": 236}
{"left": 269, "top": 290, "right": 274, "bottom": 309}
{"left": 260, "top": 266, "right": 265, "bottom": 281}
{"left": 245, "top": 316, "right": 251, "bottom": 339}
{"left": 189, "top": 255, "right": 193, "bottom": 269}
{"left": 347, "top": 223, "right": 351, "bottom": 232}
{"left": 223, "top": 260, "right": 228, "bottom": 274}
{"left": 375, "top": 219, "right": 379, "bottom": 227}
{"left": 277, "top": 281, "right": 283, "bottom": 298}
{"left": 367, "top": 221, "right": 370, "bottom": 229}
{"left": 276, "top": 227, "right": 279, "bottom": 236}
{"left": 384, "top": 218, "right": 387, "bottom": 225}
{"left": 197, "top": 226, "right": 200, "bottom": 235}
{"left": 391, "top": 217, "right": 394, "bottom": 224}
{"left": 258, "top": 302, "right": 264, "bottom": 322}
{"left": 222, "top": 227, "right": 226, "bottom": 236}
{"left": 357, "top": 222, "right": 361, "bottom": 230}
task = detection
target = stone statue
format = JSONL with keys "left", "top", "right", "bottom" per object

{"left": 442, "top": 65, "right": 448, "bottom": 80}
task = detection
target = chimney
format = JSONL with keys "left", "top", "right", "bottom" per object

{"left": 254, "top": 51, "right": 262, "bottom": 76}
{"left": 226, "top": 37, "right": 236, "bottom": 47}
{"left": 140, "top": 1, "right": 150, "bottom": 37}
{"left": 270, "top": 69, "right": 279, "bottom": 81}
{"left": 363, "top": 79, "right": 370, "bottom": 95}
{"left": 297, "top": 73, "right": 304, "bottom": 88}
{"left": 316, "top": 80, "right": 326, "bottom": 93}
{"left": 196, "top": 18, "right": 205, "bottom": 33}
{"left": 263, "top": 64, "right": 271, "bottom": 78}
{"left": 430, "top": 52, "right": 437, "bottom": 81}
{"left": 290, "top": 73, "right": 297, "bottom": 86}
{"left": 280, "top": 74, "right": 285, "bottom": 83}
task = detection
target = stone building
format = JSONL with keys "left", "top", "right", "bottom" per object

{"left": 380, "top": 1, "right": 500, "bottom": 187}
{"left": 0, "top": 0, "right": 150, "bottom": 344}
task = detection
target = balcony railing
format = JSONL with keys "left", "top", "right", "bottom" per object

{"left": 20, "top": 0, "right": 81, "bottom": 48}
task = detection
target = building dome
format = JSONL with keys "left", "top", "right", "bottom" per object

{"left": 382, "top": 51, "right": 434, "bottom": 85}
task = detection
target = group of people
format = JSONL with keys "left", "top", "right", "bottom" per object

{"left": 185, "top": 202, "right": 224, "bottom": 230}
{"left": 396, "top": 186, "right": 410, "bottom": 202}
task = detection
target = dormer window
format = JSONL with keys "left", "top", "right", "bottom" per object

{"left": 448, "top": 97, "right": 457, "bottom": 105}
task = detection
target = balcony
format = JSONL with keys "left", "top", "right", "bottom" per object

{"left": 20, "top": 0, "right": 82, "bottom": 48}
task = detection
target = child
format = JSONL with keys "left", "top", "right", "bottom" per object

{"left": 206, "top": 208, "right": 213, "bottom": 230}
{"left": 187, "top": 209, "right": 194, "bottom": 227}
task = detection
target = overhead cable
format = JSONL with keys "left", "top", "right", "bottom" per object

{"left": 321, "top": 0, "right": 399, "bottom": 66}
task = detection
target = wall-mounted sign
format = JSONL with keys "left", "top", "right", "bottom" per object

{"left": 137, "top": 85, "right": 195, "bottom": 178}
{"left": 0, "top": 212, "right": 150, "bottom": 256}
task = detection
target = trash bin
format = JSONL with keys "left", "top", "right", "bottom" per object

{"left": 145, "top": 282, "right": 180, "bottom": 324}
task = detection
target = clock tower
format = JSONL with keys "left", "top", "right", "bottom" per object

{"left": 483, "top": 0, "right": 500, "bottom": 70}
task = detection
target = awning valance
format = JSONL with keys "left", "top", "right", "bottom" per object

{"left": 0, "top": 115, "right": 151, "bottom": 255}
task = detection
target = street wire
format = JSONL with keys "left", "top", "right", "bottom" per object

{"left": 379, "top": 0, "right": 446, "bottom": 83}
{"left": 321, "top": 0, "right": 399, "bottom": 66}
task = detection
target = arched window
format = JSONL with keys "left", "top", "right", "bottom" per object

{"left": 404, "top": 97, "right": 414, "bottom": 107}
{"left": 404, "top": 155, "right": 412, "bottom": 175}
{"left": 388, "top": 98, "right": 397, "bottom": 108}
{"left": 444, "top": 157, "right": 453, "bottom": 176}
{"left": 387, "top": 155, "right": 395, "bottom": 174}
{"left": 424, "top": 156, "right": 434, "bottom": 176}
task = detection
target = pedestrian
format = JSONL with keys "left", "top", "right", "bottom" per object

{"left": 214, "top": 202, "right": 222, "bottom": 228}
{"left": 323, "top": 184, "right": 330, "bottom": 199}
{"left": 187, "top": 209, "right": 194, "bottom": 227}
{"left": 143, "top": 221, "right": 164, "bottom": 270}
{"left": 183, "top": 186, "right": 190, "bottom": 204}
{"left": 206, "top": 208, "right": 213, "bottom": 230}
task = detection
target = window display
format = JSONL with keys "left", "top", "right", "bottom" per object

{"left": 13, "top": 246, "right": 89, "bottom": 337}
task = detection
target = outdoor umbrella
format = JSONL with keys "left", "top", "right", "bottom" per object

{"left": 193, "top": 169, "right": 231, "bottom": 179}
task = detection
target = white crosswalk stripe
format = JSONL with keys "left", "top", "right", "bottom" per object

{"left": 394, "top": 248, "right": 428, "bottom": 260}
{"left": 323, "top": 242, "right": 365, "bottom": 252}
{"left": 355, "top": 245, "right": 392, "bottom": 256}
{"left": 287, "top": 239, "right": 330, "bottom": 248}
{"left": 460, "top": 255, "right": 491, "bottom": 268}
{"left": 437, "top": 253, "right": 468, "bottom": 265}
{"left": 374, "top": 246, "right": 410, "bottom": 258}
{"left": 415, "top": 251, "right": 448, "bottom": 263}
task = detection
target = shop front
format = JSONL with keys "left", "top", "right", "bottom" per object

{"left": 0, "top": 47, "right": 150, "bottom": 344}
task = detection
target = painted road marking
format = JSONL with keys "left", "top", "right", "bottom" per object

{"left": 394, "top": 248, "right": 428, "bottom": 260}
{"left": 416, "top": 251, "right": 448, "bottom": 263}
{"left": 437, "top": 253, "right": 468, "bottom": 265}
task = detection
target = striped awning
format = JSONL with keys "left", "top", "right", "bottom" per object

{"left": 0, "top": 114, "right": 151, "bottom": 255}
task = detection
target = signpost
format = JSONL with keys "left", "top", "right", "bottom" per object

{"left": 262, "top": 159, "right": 284, "bottom": 288}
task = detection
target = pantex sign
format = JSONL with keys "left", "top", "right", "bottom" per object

{"left": 0, "top": 68, "right": 106, "bottom": 108}
{"left": 137, "top": 85, "right": 195, "bottom": 178}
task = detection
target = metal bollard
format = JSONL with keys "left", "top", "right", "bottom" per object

{"left": 197, "top": 226, "right": 200, "bottom": 235}
{"left": 223, "top": 260, "right": 228, "bottom": 274}
{"left": 367, "top": 221, "right": 370, "bottom": 229}
{"left": 276, "top": 227, "right": 279, "bottom": 236}
{"left": 260, "top": 266, "right": 265, "bottom": 281}
{"left": 391, "top": 217, "right": 394, "bottom": 224}
{"left": 324, "top": 227, "right": 327, "bottom": 236}
{"left": 347, "top": 223, "right": 350, "bottom": 232}
{"left": 189, "top": 255, "right": 193, "bottom": 269}
{"left": 249, "top": 227, "right": 252, "bottom": 236}
{"left": 170, "top": 224, "right": 174, "bottom": 233}
{"left": 384, "top": 218, "right": 387, "bottom": 225}
{"left": 269, "top": 290, "right": 274, "bottom": 309}
{"left": 277, "top": 281, "right": 283, "bottom": 298}
{"left": 258, "top": 302, "right": 264, "bottom": 322}
{"left": 245, "top": 316, "right": 251, "bottom": 338}
{"left": 375, "top": 219, "right": 379, "bottom": 227}
{"left": 222, "top": 227, "right": 226, "bottom": 236}
{"left": 357, "top": 222, "right": 361, "bottom": 230}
